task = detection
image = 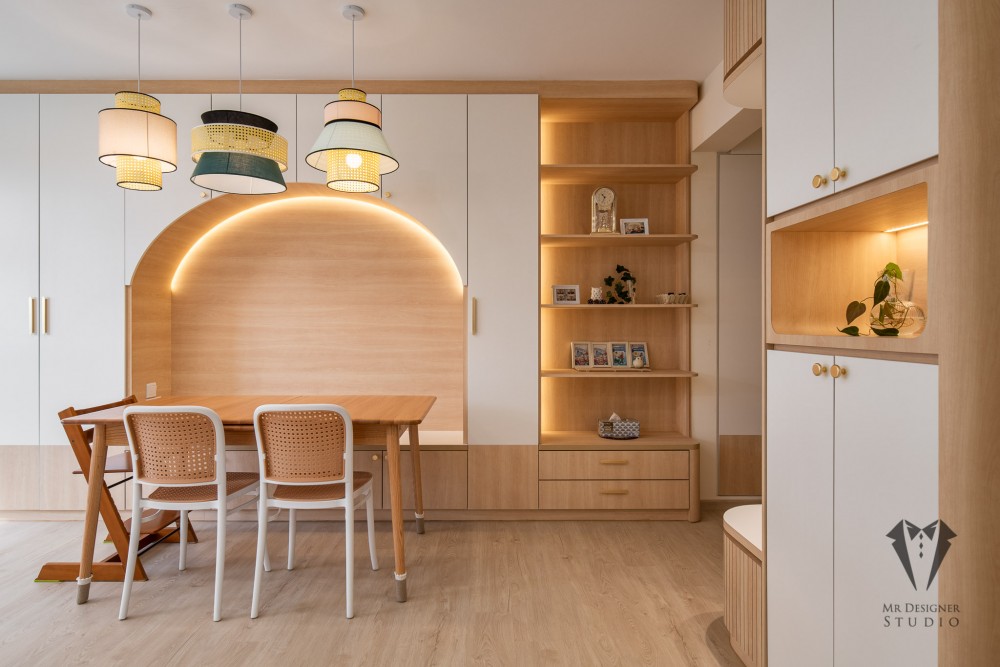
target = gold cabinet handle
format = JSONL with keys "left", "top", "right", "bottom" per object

{"left": 812, "top": 363, "right": 827, "bottom": 377}
{"left": 829, "top": 166, "right": 847, "bottom": 182}
{"left": 599, "top": 459, "right": 629, "bottom": 465}
{"left": 600, "top": 489, "right": 629, "bottom": 495}
{"left": 41, "top": 297, "right": 49, "bottom": 334}
{"left": 471, "top": 297, "right": 478, "bottom": 336}
{"left": 383, "top": 191, "right": 392, "bottom": 199}
{"left": 812, "top": 174, "right": 827, "bottom": 189}
{"left": 371, "top": 454, "right": 380, "bottom": 462}
{"left": 29, "top": 297, "right": 37, "bottom": 334}
{"left": 831, "top": 364, "right": 847, "bottom": 378}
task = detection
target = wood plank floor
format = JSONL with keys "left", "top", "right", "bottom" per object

{"left": 0, "top": 511, "right": 742, "bottom": 666}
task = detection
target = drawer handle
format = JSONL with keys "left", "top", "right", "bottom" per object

{"left": 599, "top": 459, "right": 629, "bottom": 465}
{"left": 371, "top": 454, "right": 380, "bottom": 462}
{"left": 600, "top": 489, "right": 629, "bottom": 495}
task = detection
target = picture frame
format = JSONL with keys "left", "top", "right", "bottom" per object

{"left": 590, "top": 342, "right": 611, "bottom": 368}
{"left": 628, "top": 341, "right": 650, "bottom": 368}
{"left": 620, "top": 218, "right": 650, "bottom": 235}
{"left": 571, "top": 341, "right": 591, "bottom": 369}
{"left": 610, "top": 341, "right": 630, "bottom": 368}
{"left": 552, "top": 284, "right": 581, "bottom": 305}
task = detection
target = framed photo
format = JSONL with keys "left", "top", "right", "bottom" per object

{"left": 620, "top": 218, "right": 649, "bottom": 235}
{"left": 610, "top": 341, "right": 629, "bottom": 368}
{"left": 571, "top": 341, "right": 591, "bottom": 369}
{"left": 591, "top": 342, "right": 611, "bottom": 368}
{"left": 552, "top": 284, "right": 580, "bottom": 305}
{"left": 628, "top": 341, "right": 650, "bottom": 368}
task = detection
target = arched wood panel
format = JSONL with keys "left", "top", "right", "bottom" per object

{"left": 129, "top": 184, "right": 464, "bottom": 432}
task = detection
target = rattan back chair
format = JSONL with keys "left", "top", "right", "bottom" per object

{"left": 119, "top": 406, "right": 260, "bottom": 622}
{"left": 251, "top": 404, "right": 378, "bottom": 619}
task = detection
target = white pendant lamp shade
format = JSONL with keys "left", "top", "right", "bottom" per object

{"left": 306, "top": 88, "right": 398, "bottom": 193}
{"left": 98, "top": 7, "right": 177, "bottom": 191}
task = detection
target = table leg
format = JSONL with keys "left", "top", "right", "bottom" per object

{"left": 77, "top": 423, "right": 108, "bottom": 604}
{"left": 385, "top": 426, "right": 407, "bottom": 602}
{"left": 409, "top": 424, "right": 426, "bottom": 534}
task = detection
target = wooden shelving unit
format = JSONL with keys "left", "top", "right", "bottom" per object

{"left": 538, "top": 93, "right": 700, "bottom": 519}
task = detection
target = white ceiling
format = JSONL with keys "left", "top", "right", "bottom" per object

{"left": 0, "top": 1, "right": 722, "bottom": 83}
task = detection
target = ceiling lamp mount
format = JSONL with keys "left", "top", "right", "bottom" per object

{"left": 306, "top": 4, "right": 398, "bottom": 193}
{"left": 190, "top": 3, "right": 288, "bottom": 195}
{"left": 97, "top": 4, "right": 178, "bottom": 191}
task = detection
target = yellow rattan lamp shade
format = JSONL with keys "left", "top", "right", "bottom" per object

{"left": 98, "top": 92, "right": 177, "bottom": 191}
{"left": 325, "top": 149, "right": 382, "bottom": 193}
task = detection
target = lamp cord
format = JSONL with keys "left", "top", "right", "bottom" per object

{"left": 238, "top": 13, "right": 243, "bottom": 110}
{"left": 351, "top": 15, "right": 356, "bottom": 89}
{"left": 136, "top": 14, "right": 141, "bottom": 93}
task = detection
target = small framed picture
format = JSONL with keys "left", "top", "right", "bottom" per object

{"left": 628, "top": 341, "right": 650, "bottom": 368}
{"left": 620, "top": 218, "right": 649, "bottom": 235}
{"left": 591, "top": 342, "right": 610, "bottom": 368}
{"left": 552, "top": 284, "right": 580, "bottom": 305}
{"left": 610, "top": 341, "right": 629, "bottom": 368}
{"left": 571, "top": 341, "right": 591, "bottom": 369}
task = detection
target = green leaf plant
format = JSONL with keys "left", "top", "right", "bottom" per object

{"left": 838, "top": 262, "right": 908, "bottom": 336}
{"left": 603, "top": 264, "right": 637, "bottom": 304}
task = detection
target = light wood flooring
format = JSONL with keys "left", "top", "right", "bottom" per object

{"left": 0, "top": 511, "right": 742, "bottom": 666}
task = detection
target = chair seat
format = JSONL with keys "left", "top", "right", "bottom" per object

{"left": 272, "top": 471, "right": 373, "bottom": 501}
{"left": 149, "top": 472, "right": 259, "bottom": 503}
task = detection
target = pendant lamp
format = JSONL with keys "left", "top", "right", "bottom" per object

{"left": 190, "top": 4, "right": 287, "bottom": 195}
{"left": 97, "top": 4, "right": 177, "bottom": 191}
{"left": 306, "top": 5, "right": 398, "bottom": 193}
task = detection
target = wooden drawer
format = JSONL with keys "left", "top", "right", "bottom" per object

{"left": 539, "top": 480, "right": 689, "bottom": 510}
{"left": 538, "top": 450, "right": 689, "bottom": 480}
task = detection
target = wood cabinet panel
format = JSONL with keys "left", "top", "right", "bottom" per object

{"left": 467, "top": 445, "right": 538, "bottom": 510}
{"left": 538, "top": 450, "right": 689, "bottom": 480}
{"left": 539, "top": 480, "right": 689, "bottom": 510}
{"left": 383, "top": 449, "right": 468, "bottom": 510}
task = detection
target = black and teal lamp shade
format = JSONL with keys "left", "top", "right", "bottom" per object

{"left": 190, "top": 109, "right": 288, "bottom": 195}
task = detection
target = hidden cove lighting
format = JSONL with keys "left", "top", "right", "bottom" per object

{"left": 306, "top": 5, "right": 399, "bottom": 193}
{"left": 190, "top": 4, "right": 288, "bottom": 195}
{"left": 97, "top": 5, "right": 177, "bottom": 191}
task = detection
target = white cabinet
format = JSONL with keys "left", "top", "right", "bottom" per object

{"left": 766, "top": 0, "right": 937, "bottom": 217}
{"left": 766, "top": 350, "right": 834, "bottom": 667}
{"left": 381, "top": 94, "right": 468, "bottom": 284}
{"left": 0, "top": 95, "right": 40, "bottom": 446}
{"left": 767, "top": 350, "right": 938, "bottom": 666}
{"left": 467, "top": 95, "right": 538, "bottom": 445}
{"left": 125, "top": 94, "right": 211, "bottom": 282}
{"left": 38, "top": 95, "right": 126, "bottom": 446}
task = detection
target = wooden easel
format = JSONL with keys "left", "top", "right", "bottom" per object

{"left": 35, "top": 397, "right": 197, "bottom": 583}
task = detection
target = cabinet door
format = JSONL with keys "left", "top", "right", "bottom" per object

{"left": 381, "top": 95, "right": 468, "bottom": 284}
{"left": 211, "top": 94, "right": 298, "bottom": 184}
{"left": 0, "top": 95, "right": 40, "bottom": 446}
{"left": 38, "top": 95, "right": 125, "bottom": 446}
{"left": 833, "top": 0, "right": 937, "bottom": 191}
{"left": 125, "top": 94, "right": 211, "bottom": 282}
{"left": 467, "top": 95, "right": 538, "bottom": 445}
{"left": 766, "top": 349, "right": 834, "bottom": 667}
{"left": 765, "top": 0, "right": 834, "bottom": 216}
{"left": 833, "top": 357, "right": 938, "bottom": 665}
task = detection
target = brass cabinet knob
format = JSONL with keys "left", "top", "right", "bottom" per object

{"left": 830, "top": 364, "right": 847, "bottom": 378}
{"left": 383, "top": 191, "right": 392, "bottom": 199}
{"left": 371, "top": 454, "right": 380, "bottom": 462}
{"left": 812, "top": 174, "right": 828, "bottom": 189}
{"left": 812, "top": 363, "right": 828, "bottom": 376}
{"left": 829, "top": 166, "right": 847, "bottom": 182}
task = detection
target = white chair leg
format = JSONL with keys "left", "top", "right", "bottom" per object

{"left": 251, "top": 495, "right": 269, "bottom": 619}
{"left": 179, "top": 510, "right": 188, "bottom": 571}
{"left": 119, "top": 486, "right": 144, "bottom": 620}
{"left": 366, "top": 490, "right": 378, "bottom": 571}
{"left": 287, "top": 508, "right": 296, "bottom": 570}
{"left": 345, "top": 504, "right": 355, "bottom": 619}
{"left": 213, "top": 506, "right": 226, "bottom": 622}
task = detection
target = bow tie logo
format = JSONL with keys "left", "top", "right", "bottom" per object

{"left": 887, "top": 519, "right": 956, "bottom": 591}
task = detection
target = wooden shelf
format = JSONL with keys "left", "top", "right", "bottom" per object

{"left": 541, "top": 234, "right": 698, "bottom": 248}
{"left": 541, "top": 303, "right": 696, "bottom": 309}
{"left": 540, "top": 430, "right": 699, "bottom": 450}
{"left": 541, "top": 369, "right": 697, "bottom": 378}
{"left": 540, "top": 164, "right": 698, "bottom": 185}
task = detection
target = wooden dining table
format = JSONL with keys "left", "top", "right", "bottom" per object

{"left": 63, "top": 394, "right": 436, "bottom": 605}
